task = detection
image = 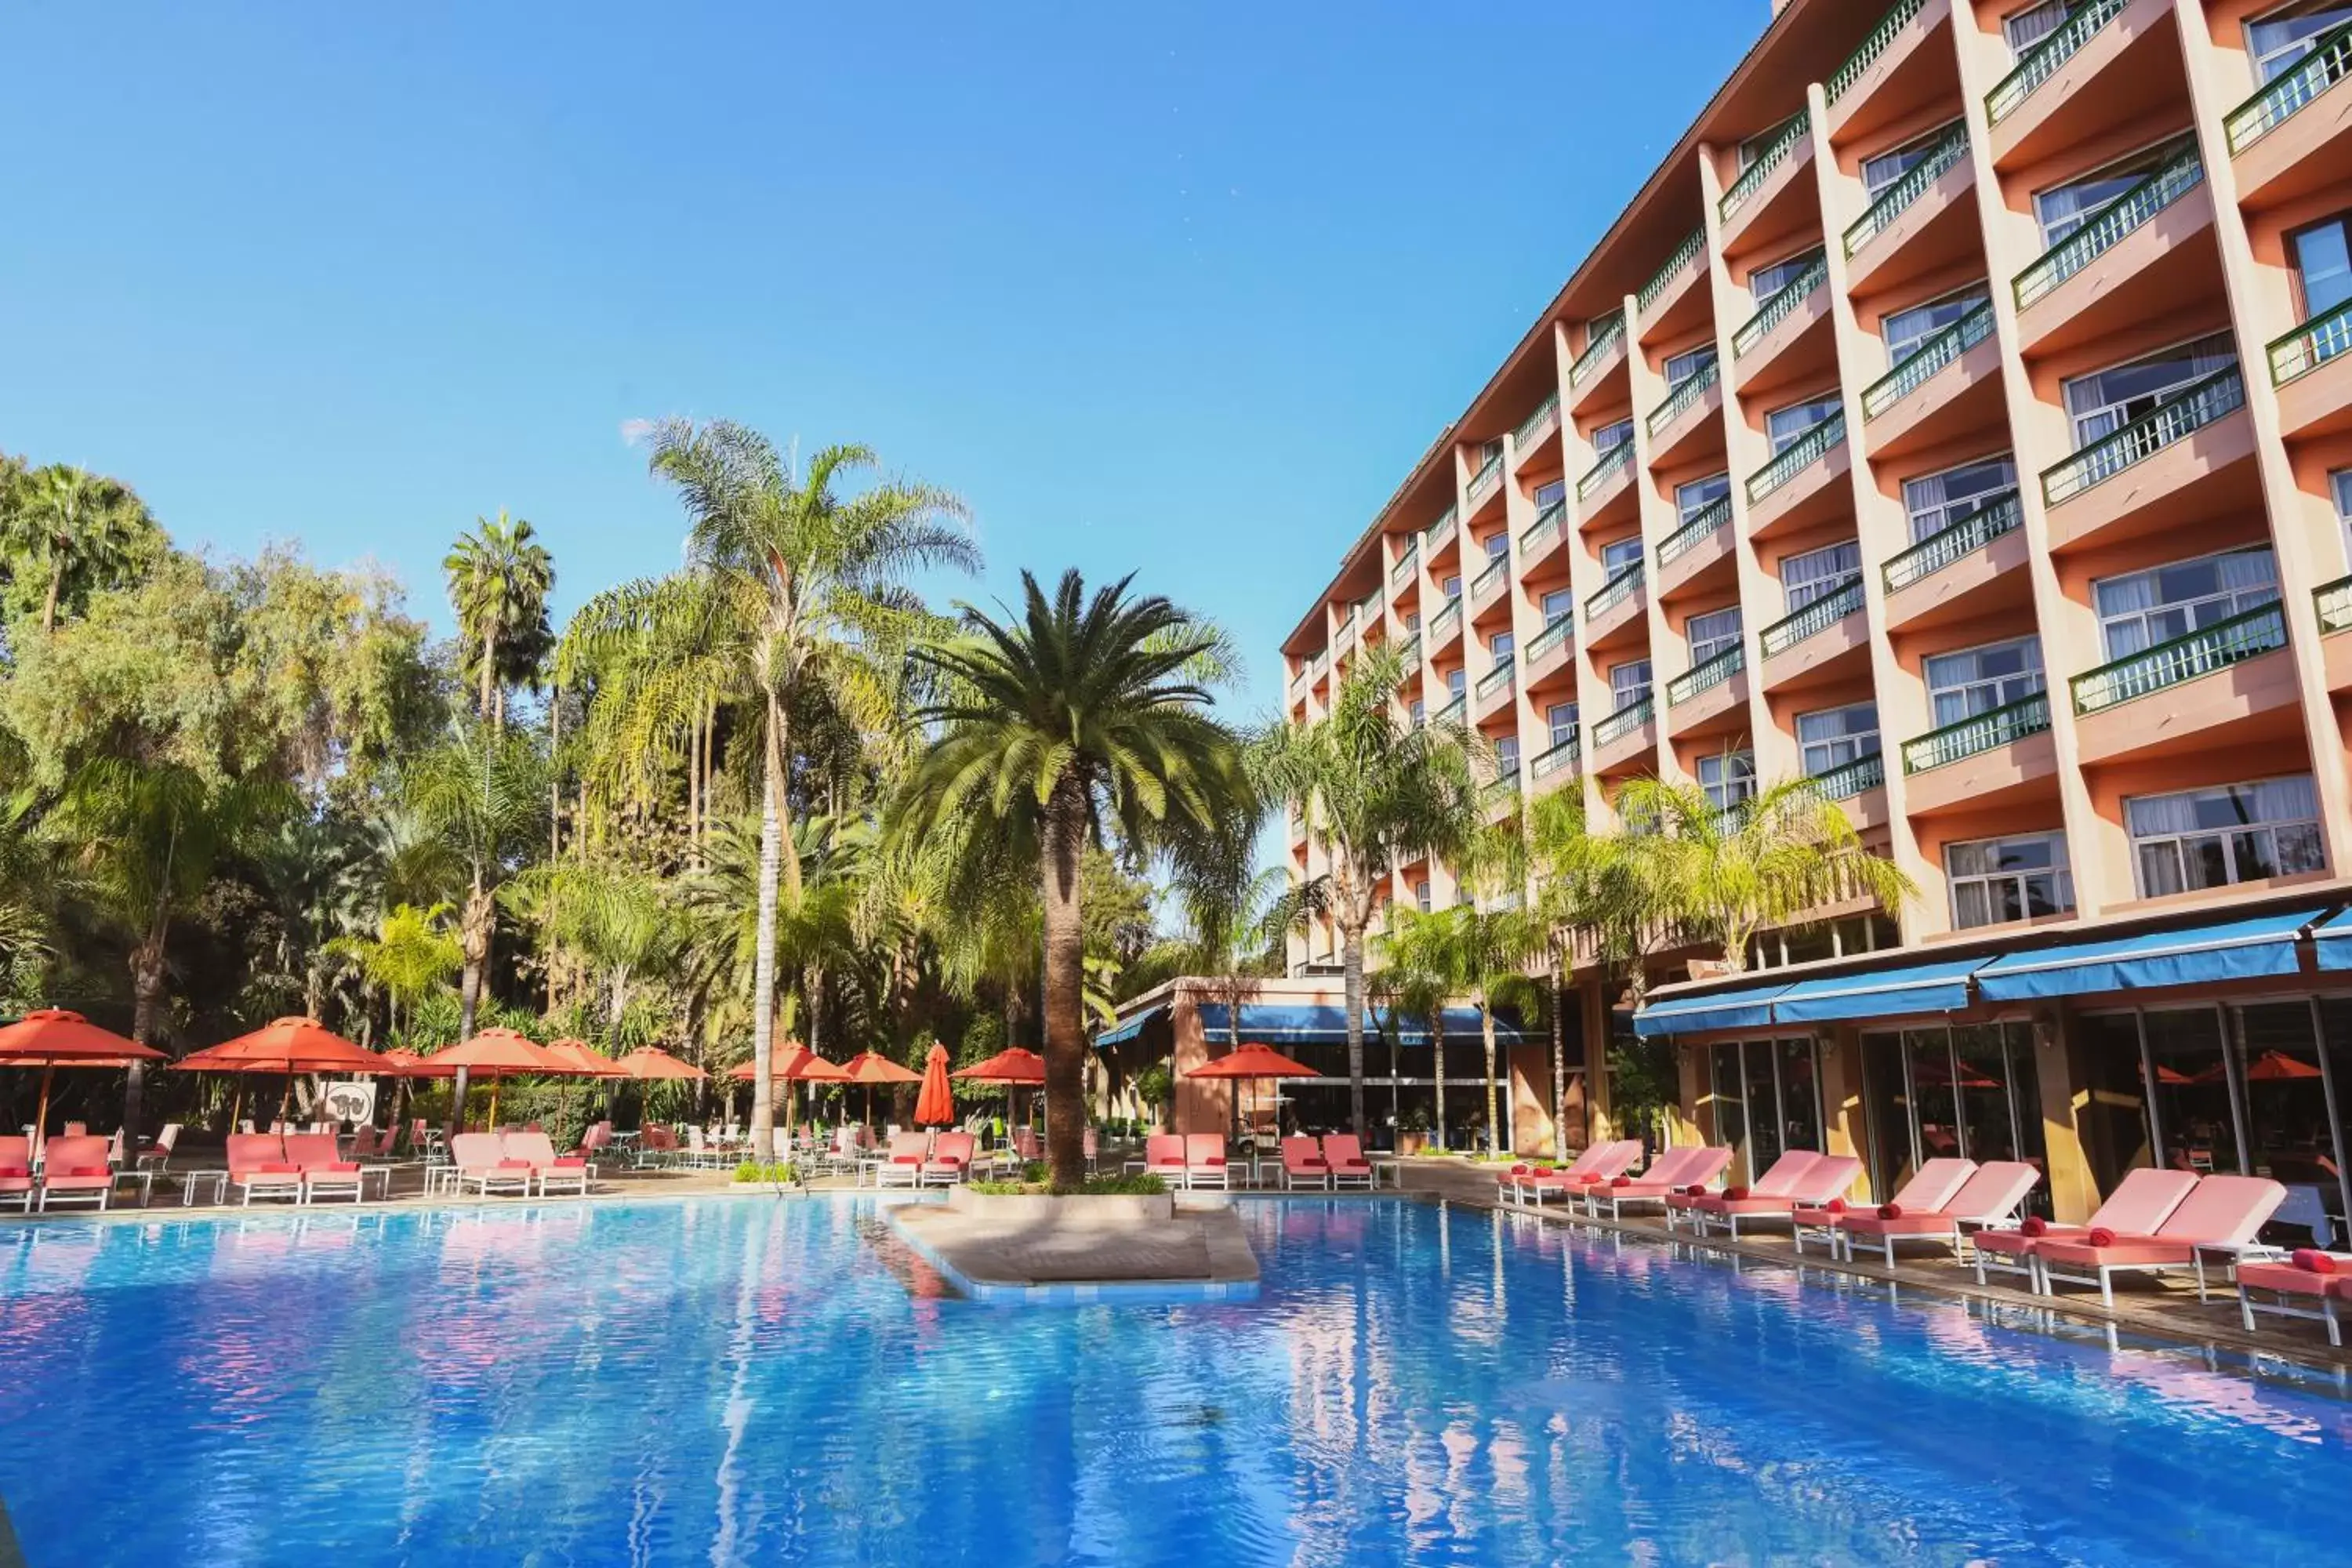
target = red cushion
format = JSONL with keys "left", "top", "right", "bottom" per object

{"left": 1722, "top": 1185, "right": 1750, "bottom": 1201}
{"left": 256, "top": 1163, "right": 299, "bottom": 1174}
{"left": 0, "top": 1166, "right": 29, "bottom": 1179}
{"left": 1203, "top": 1156, "right": 1225, "bottom": 1166}
{"left": 53, "top": 1165, "right": 108, "bottom": 1178}
{"left": 1506, "top": 1164, "right": 1529, "bottom": 1178}
{"left": 496, "top": 1159, "right": 533, "bottom": 1171}
{"left": 1683, "top": 1185, "right": 1706, "bottom": 1197}
{"left": 2020, "top": 1216, "right": 2047, "bottom": 1236}
{"left": 1824, "top": 1198, "right": 1846, "bottom": 1214}
{"left": 2292, "top": 1248, "right": 2337, "bottom": 1274}
{"left": 1610, "top": 1176, "right": 1632, "bottom": 1189}
{"left": 2087, "top": 1226, "right": 2117, "bottom": 1247}
{"left": 552, "top": 1157, "right": 586, "bottom": 1169}
{"left": 1879, "top": 1202, "right": 1903, "bottom": 1220}
{"left": 320, "top": 1163, "right": 361, "bottom": 1174}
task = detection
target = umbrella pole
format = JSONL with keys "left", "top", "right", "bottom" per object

{"left": 34, "top": 1063, "right": 53, "bottom": 1163}
{"left": 227, "top": 1078, "right": 245, "bottom": 1135}
{"left": 489, "top": 1076, "right": 501, "bottom": 1130}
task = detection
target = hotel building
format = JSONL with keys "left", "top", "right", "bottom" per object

{"left": 1262, "top": 0, "right": 2352, "bottom": 1226}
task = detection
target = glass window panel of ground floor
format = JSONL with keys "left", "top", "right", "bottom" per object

{"left": 1859, "top": 1023, "right": 2049, "bottom": 1217}
{"left": 1269, "top": 1033, "right": 1534, "bottom": 1150}
{"left": 1703, "top": 1038, "right": 1824, "bottom": 1187}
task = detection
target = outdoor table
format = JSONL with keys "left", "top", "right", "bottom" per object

{"left": 2192, "top": 1241, "right": 2288, "bottom": 1304}
{"left": 1370, "top": 1157, "right": 1403, "bottom": 1189}
{"left": 108, "top": 1167, "right": 158, "bottom": 1207}
{"left": 179, "top": 1170, "right": 230, "bottom": 1207}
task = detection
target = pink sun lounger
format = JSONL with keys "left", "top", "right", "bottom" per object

{"left": 875, "top": 1131, "right": 931, "bottom": 1190}
{"left": 1664, "top": 1149, "right": 1817, "bottom": 1232}
{"left": 1321, "top": 1134, "right": 1375, "bottom": 1189}
{"left": 226, "top": 1133, "right": 305, "bottom": 1207}
{"left": 1687, "top": 1153, "right": 1861, "bottom": 1242}
{"left": 1971, "top": 1167, "right": 2198, "bottom": 1290}
{"left": 1497, "top": 1142, "right": 1610, "bottom": 1202}
{"left": 1579, "top": 1145, "right": 1731, "bottom": 1221}
{"left": 2238, "top": 1253, "right": 2352, "bottom": 1346}
{"left": 922, "top": 1131, "right": 977, "bottom": 1187}
{"left": 1184, "top": 1134, "right": 1231, "bottom": 1191}
{"left": 1829, "top": 1161, "right": 2043, "bottom": 1265}
{"left": 2033, "top": 1174, "right": 2287, "bottom": 1308}
{"left": 502, "top": 1130, "right": 590, "bottom": 1197}
{"left": 1280, "top": 1136, "right": 1330, "bottom": 1190}
{"left": 1143, "top": 1134, "right": 1187, "bottom": 1185}
{"left": 282, "top": 1131, "right": 367, "bottom": 1203}
{"left": 1790, "top": 1157, "right": 1975, "bottom": 1258}
{"left": 0, "top": 1135, "right": 32, "bottom": 1213}
{"left": 1517, "top": 1141, "right": 1642, "bottom": 1207}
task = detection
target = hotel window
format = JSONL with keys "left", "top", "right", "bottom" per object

{"left": 1797, "top": 702, "right": 1879, "bottom": 779}
{"left": 1594, "top": 417, "right": 1635, "bottom": 454}
{"left": 2332, "top": 470, "right": 2352, "bottom": 564}
{"left": 1443, "top": 574, "right": 1461, "bottom": 600}
{"left": 2062, "top": 332, "right": 2236, "bottom": 449}
{"left": 1766, "top": 394, "right": 1842, "bottom": 452}
{"left": 1676, "top": 473, "right": 1730, "bottom": 520}
{"left": 1494, "top": 735, "right": 1520, "bottom": 775}
{"left": 1534, "top": 478, "right": 1566, "bottom": 511}
{"left": 1750, "top": 246, "right": 1824, "bottom": 299}
{"left": 1404, "top": 608, "right": 1421, "bottom": 632}
{"left": 1488, "top": 630, "right": 1514, "bottom": 661}
{"left": 1697, "top": 750, "right": 1756, "bottom": 811}
{"left": 2002, "top": 0, "right": 2069, "bottom": 53}
{"left": 2092, "top": 548, "right": 2278, "bottom": 661}
{"left": 1483, "top": 531, "right": 1509, "bottom": 561}
{"left": 1902, "top": 454, "right": 2017, "bottom": 543}
{"left": 2128, "top": 776, "right": 2325, "bottom": 895}
{"left": 1737, "top": 114, "right": 1802, "bottom": 169}
{"left": 1860, "top": 123, "right": 1960, "bottom": 200}
{"left": 1414, "top": 879, "right": 1432, "bottom": 913}
{"left": 1687, "top": 606, "right": 1743, "bottom": 665}
{"left": 1610, "top": 659, "right": 1652, "bottom": 708}
{"left": 2033, "top": 136, "right": 2197, "bottom": 248}
{"left": 1946, "top": 830, "right": 2074, "bottom": 929}
{"left": 2288, "top": 212, "right": 2352, "bottom": 324}
{"left": 1601, "top": 535, "right": 1644, "bottom": 575}
{"left": 1538, "top": 588, "right": 1572, "bottom": 624}
{"left": 1446, "top": 668, "right": 1465, "bottom": 698}
{"left": 1662, "top": 345, "right": 1717, "bottom": 389}
{"left": 1410, "top": 697, "right": 1425, "bottom": 728}
{"left": 1882, "top": 285, "right": 1988, "bottom": 365}
{"left": 1780, "top": 539, "right": 1862, "bottom": 612}
{"left": 1925, "top": 637, "right": 2043, "bottom": 725}
{"left": 1547, "top": 702, "right": 1578, "bottom": 750}
{"left": 2249, "top": 2, "right": 2352, "bottom": 82}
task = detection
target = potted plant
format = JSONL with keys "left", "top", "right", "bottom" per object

{"left": 1396, "top": 1105, "right": 1431, "bottom": 1157}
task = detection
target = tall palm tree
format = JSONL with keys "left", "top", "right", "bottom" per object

{"left": 567, "top": 420, "right": 973, "bottom": 1159}
{"left": 1613, "top": 773, "right": 1914, "bottom": 975}
{"left": 325, "top": 902, "right": 462, "bottom": 1041}
{"left": 1523, "top": 785, "right": 1613, "bottom": 1150}
{"left": 1250, "top": 641, "right": 1484, "bottom": 1138}
{"left": 893, "top": 570, "right": 1254, "bottom": 1187}
{"left": 1373, "top": 934, "right": 1453, "bottom": 1152}
{"left": 444, "top": 510, "right": 555, "bottom": 731}
{"left": 2, "top": 464, "right": 156, "bottom": 631}
{"left": 1378, "top": 898, "right": 1542, "bottom": 1156}
{"left": 402, "top": 720, "right": 548, "bottom": 1046}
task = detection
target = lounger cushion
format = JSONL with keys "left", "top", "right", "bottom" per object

{"left": 0, "top": 1165, "right": 29, "bottom": 1178}
{"left": 1689, "top": 1196, "right": 1795, "bottom": 1215}
{"left": 552, "top": 1157, "right": 586, "bottom": 1169}
{"left": 2290, "top": 1248, "right": 2338, "bottom": 1274}
{"left": 2239, "top": 1261, "right": 2339, "bottom": 1298}
{"left": 1839, "top": 1211, "right": 1965, "bottom": 1238}
{"left": 53, "top": 1164, "right": 108, "bottom": 1178}
{"left": 318, "top": 1162, "right": 361, "bottom": 1174}
{"left": 2034, "top": 1237, "right": 2194, "bottom": 1269}
{"left": 1976, "top": 1227, "right": 2082, "bottom": 1257}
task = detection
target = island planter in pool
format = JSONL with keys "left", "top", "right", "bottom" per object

{"left": 946, "top": 1186, "right": 1174, "bottom": 1225}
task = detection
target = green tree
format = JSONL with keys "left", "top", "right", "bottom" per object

{"left": 1378, "top": 897, "right": 1541, "bottom": 1156}
{"left": 401, "top": 720, "right": 549, "bottom": 1045}
{"left": 326, "top": 902, "right": 462, "bottom": 1040}
{"left": 1523, "top": 785, "right": 1613, "bottom": 1149}
{"left": 566, "top": 420, "right": 972, "bottom": 1159}
{"left": 894, "top": 570, "right": 1254, "bottom": 1187}
{"left": 0, "top": 463, "right": 162, "bottom": 631}
{"left": 1250, "top": 641, "right": 1483, "bottom": 1138}
{"left": 444, "top": 509, "right": 554, "bottom": 731}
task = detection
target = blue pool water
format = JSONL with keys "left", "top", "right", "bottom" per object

{"left": 1, "top": 1197, "right": 2347, "bottom": 1566}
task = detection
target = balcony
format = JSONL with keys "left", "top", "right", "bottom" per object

{"left": 1429, "top": 596, "right": 1464, "bottom": 650}
{"left": 1860, "top": 302, "right": 2001, "bottom": 463}
{"left": 1576, "top": 441, "right": 1638, "bottom": 528}
{"left": 1645, "top": 360, "right": 1723, "bottom": 465}
{"left": 1512, "top": 392, "right": 1562, "bottom": 472}
{"left": 1589, "top": 696, "right": 1657, "bottom": 775}
{"left": 2039, "top": 367, "right": 2253, "bottom": 554}
{"left": 1523, "top": 615, "right": 1574, "bottom": 684}
{"left": 1664, "top": 646, "right": 1748, "bottom": 739}
{"left": 1826, "top": 0, "right": 1952, "bottom": 147}
{"left": 1758, "top": 580, "right": 1868, "bottom": 691}
{"left": 1842, "top": 125, "right": 1973, "bottom": 299}
{"left": 1584, "top": 562, "right": 1647, "bottom": 650}
{"left": 2069, "top": 603, "right": 2297, "bottom": 766}
{"left": 1334, "top": 606, "right": 1358, "bottom": 651}
{"left": 1529, "top": 734, "right": 1581, "bottom": 792}
{"left": 1880, "top": 492, "right": 2031, "bottom": 633}
{"left": 1432, "top": 694, "right": 1467, "bottom": 731}
{"left": 1638, "top": 227, "right": 1710, "bottom": 347}
{"left": 1473, "top": 656, "right": 1516, "bottom": 720}
{"left": 1519, "top": 499, "right": 1566, "bottom": 571}
{"left": 1465, "top": 455, "right": 1505, "bottom": 524}
{"left": 2011, "top": 147, "right": 2212, "bottom": 358}
{"left": 2227, "top": 20, "right": 2352, "bottom": 209}
{"left": 1983, "top": 0, "right": 2177, "bottom": 172}
{"left": 1745, "top": 413, "right": 1850, "bottom": 541}
{"left": 1468, "top": 553, "right": 1510, "bottom": 613}
{"left": 1655, "top": 494, "right": 1735, "bottom": 603}
{"left": 1395, "top": 632, "right": 1421, "bottom": 671}
{"left": 2318, "top": 575, "right": 2352, "bottom": 691}
{"left": 1807, "top": 750, "right": 1885, "bottom": 804}
{"left": 1718, "top": 111, "right": 1816, "bottom": 258}
{"left": 1899, "top": 694, "right": 2056, "bottom": 818}
{"left": 1390, "top": 539, "right": 1419, "bottom": 593}
{"left": 1730, "top": 256, "right": 1832, "bottom": 397}
{"left": 1569, "top": 310, "right": 1628, "bottom": 412}
{"left": 2270, "top": 299, "right": 2352, "bottom": 441}
{"left": 1425, "top": 506, "right": 1458, "bottom": 559}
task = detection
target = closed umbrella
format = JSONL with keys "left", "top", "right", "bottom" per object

{"left": 430, "top": 1028, "right": 561, "bottom": 1129}
{"left": 913, "top": 1043, "right": 956, "bottom": 1128}
{"left": 0, "top": 1010, "right": 165, "bottom": 1160}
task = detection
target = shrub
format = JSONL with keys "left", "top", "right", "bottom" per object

{"left": 732, "top": 1160, "right": 797, "bottom": 1184}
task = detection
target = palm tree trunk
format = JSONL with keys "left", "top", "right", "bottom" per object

{"left": 1040, "top": 775, "right": 1089, "bottom": 1189}
{"left": 747, "top": 708, "right": 786, "bottom": 1160}
{"left": 1550, "top": 962, "right": 1570, "bottom": 1157}
{"left": 1480, "top": 994, "right": 1500, "bottom": 1157}
{"left": 123, "top": 928, "right": 167, "bottom": 1152}
{"left": 42, "top": 553, "right": 64, "bottom": 633}
{"left": 1432, "top": 1011, "right": 1448, "bottom": 1152}
{"left": 1341, "top": 924, "right": 1368, "bottom": 1138}
{"left": 480, "top": 628, "right": 499, "bottom": 728}
{"left": 549, "top": 688, "right": 564, "bottom": 862}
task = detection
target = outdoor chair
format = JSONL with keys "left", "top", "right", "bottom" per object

{"left": 1279, "top": 1136, "right": 1330, "bottom": 1190}
{"left": 1522, "top": 1140, "right": 1643, "bottom": 1207}
{"left": 448, "top": 1132, "right": 532, "bottom": 1198}
{"left": 1664, "top": 1150, "right": 1817, "bottom": 1231}
{"left": 284, "top": 1132, "right": 365, "bottom": 1203}
{"left": 2033, "top": 1174, "right": 2288, "bottom": 1307}
{"left": 1580, "top": 1145, "right": 1732, "bottom": 1221}
{"left": 226, "top": 1133, "right": 304, "bottom": 1207}
{"left": 1143, "top": 1134, "right": 1187, "bottom": 1187}
{"left": 36, "top": 1134, "right": 116, "bottom": 1213}
{"left": 0, "top": 1135, "right": 34, "bottom": 1212}
{"left": 503, "top": 1130, "right": 590, "bottom": 1196}
{"left": 1972, "top": 1168, "right": 2199, "bottom": 1290}
{"left": 1321, "top": 1134, "right": 1374, "bottom": 1189}
{"left": 876, "top": 1132, "right": 930, "bottom": 1189}
{"left": 922, "top": 1131, "right": 976, "bottom": 1187}
{"left": 2238, "top": 1252, "right": 2352, "bottom": 1345}
{"left": 1831, "top": 1161, "right": 2043, "bottom": 1265}
{"left": 1689, "top": 1153, "right": 1862, "bottom": 1242}
{"left": 1791, "top": 1157, "right": 1974, "bottom": 1257}
{"left": 1184, "top": 1134, "right": 1229, "bottom": 1190}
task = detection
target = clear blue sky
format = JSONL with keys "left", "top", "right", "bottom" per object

{"left": 2, "top": 1, "right": 1765, "bottom": 724}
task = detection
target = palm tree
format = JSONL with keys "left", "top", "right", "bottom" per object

{"left": 1613, "top": 773, "right": 1914, "bottom": 975}
{"left": 2, "top": 464, "right": 157, "bottom": 631}
{"left": 1372, "top": 935, "right": 1452, "bottom": 1152}
{"left": 1378, "top": 899, "right": 1542, "bottom": 1156}
{"left": 1523, "top": 785, "right": 1612, "bottom": 1150}
{"left": 444, "top": 510, "right": 555, "bottom": 731}
{"left": 326, "top": 902, "right": 462, "bottom": 1040}
{"left": 1250, "top": 641, "right": 1484, "bottom": 1138}
{"left": 893, "top": 570, "right": 1254, "bottom": 1188}
{"left": 567, "top": 420, "right": 974, "bottom": 1159}
{"left": 402, "top": 720, "right": 549, "bottom": 1046}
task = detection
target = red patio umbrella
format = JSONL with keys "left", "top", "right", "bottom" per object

{"left": 615, "top": 1046, "right": 707, "bottom": 1082}
{"left": 837, "top": 1051, "right": 921, "bottom": 1130}
{"left": 953, "top": 1046, "right": 1047, "bottom": 1142}
{"left": 2242, "top": 1049, "right": 2324, "bottom": 1082}
{"left": 913, "top": 1043, "right": 956, "bottom": 1127}
{"left": 175, "top": 1015, "right": 383, "bottom": 1130}
{"left": 430, "top": 1028, "right": 562, "bottom": 1128}
{"left": 543, "top": 1039, "right": 629, "bottom": 1079}
{"left": 0, "top": 1009, "right": 165, "bottom": 1158}
{"left": 1185, "top": 1042, "right": 1317, "bottom": 1138}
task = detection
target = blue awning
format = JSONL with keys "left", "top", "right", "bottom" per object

{"left": 1632, "top": 980, "right": 1790, "bottom": 1038}
{"left": 1771, "top": 956, "right": 1984, "bottom": 1023}
{"left": 2314, "top": 909, "right": 2352, "bottom": 972}
{"left": 1094, "top": 1004, "right": 1165, "bottom": 1048}
{"left": 1975, "top": 908, "right": 2327, "bottom": 1001}
{"left": 1194, "top": 1002, "right": 1526, "bottom": 1047}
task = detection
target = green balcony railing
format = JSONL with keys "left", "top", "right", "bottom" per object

{"left": 1396, "top": 632, "right": 1421, "bottom": 668}
{"left": 1732, "top": 255, "right": 1827, "bottom": 358}
{"left": 1466, "top": 453, "right": 1504, "bottom": 508}
{"left": 1861, "top": 301, "right": 1993, "bottom": 421}
{"left": 1425, "top": 506, "right": 1457, "bottom": 554}
{"left": 2227, "top": 20, "right": 2352, "bottom": 152}
{"left": 1584, "top": 561, "right": 1644, "bottom": 622}
{"left": 1986, "top": 0, "right": 2128, "bottom": 125}
{"left": 1900, "top": 692, "right": 2050, "bottom": 775}
{"left": 2042, "top": 366, "right": 2243, "bottom": 507}
{"left": 1515, "top": 391, "right": 1562, "bottom": 452}
{"left": 2070, "top": 602, "right": 2288, "bottom": 716}
{"left": 1429, "top": 597, "right": 1463, "bottom": 645}
{"left": 1432, "top": 694, "right": 1467, "bottom": 728}
{"left": 1569, "top": 310, "right": 1627, "bottom": 387}
{"left": 1530, "top": 734, "right": 1581, "bottom": 779}
{"left": 1289, "top": 665, "right": 1309, "bottom": 695}
{"left": 1666, "top": 644, "right": 1744, "bottom": 706}
{"left": 1747, "top": 412, "right": 1846, "bottom": 506}
{"left": 1828, "top": 0, "right": 1929, "bottom": 104}
{"left": 1519, "top": 499, "right": 1566, "bottom": 559}
{"left": 1882, "top": 491, "right": 2023, "bottom": 592}
{"left": 1391, "top": 539, "right": 1418, "bottom": 590}
{"left": 1524, "top": 614, "right": 1573, "bottom": 665}
{"left": 1334, "top": 605, "right": 1358, "bottom": 643}
{"left": 1646, "top": 358, "right": 1721, "bottom": 437}
{"left": 1807, "top": 751, "right": 1886, "bottom": 800}
{"left": 1592, "top": 696, "right": 1654, "bottom": 750}
{"left": 2270, "top": 296, "right": 2352, "bottom": 387}
{"left": 1639, "top": 228, "right": 1707, "bottom": 312}
{"left": 1843, "top": 124, "right": 1969, "bottom": 259}
{"left": 1759, "top": 579, "right": 1864, "bottom": 659}
{"left": 2319, "top": 574, "right": 2352, "bottom": 633}
{"left": 1720, "top": 111, "right": 1809, "bottom": 222}
{"left": 1577, "top": 439, "right": 1635, "bottom": 502}
{"left": 1475, "top": 657, "right": 1515, "bottom": 702}
{"left": 2014, "top": 146, "right": 2201, "bottom": 311}
{"left": 1310, "top": 648, "right": 1330, "bottom": 676}
{"left": 1657, "top": 494, "right": 1733, "bottom": 568}
{"left": 1469, "top": 554, "right": 1509, "bottom": 604}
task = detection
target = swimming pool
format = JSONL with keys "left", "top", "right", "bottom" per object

{"left": 0, "top": 1197, "right": 2346, "bottom": 1566}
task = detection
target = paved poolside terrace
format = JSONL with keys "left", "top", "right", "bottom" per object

{"left": 13, "top": 1152, "right": 2350, "bottom": 1378}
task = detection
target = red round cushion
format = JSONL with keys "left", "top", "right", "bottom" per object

{"left": 1824, "top": 1198, "right": 1846, "bottom": 1214}
{"left": 2086, "top": 1226, "right": 2118, "bottom": 1247}
{"left": 1879, "top": 1203, "right": 1903, "bottom": 1220}
{"left": 1722, "top": 1185, "right": 1750, "bottom": 1201}
{"left": 1683, "top": 1185, "right": 1707, "bottom": 1197}
{"left": 2020, "top": 1216, "right": 2048, "bottom": 1236}
{"left": 0, "top": 1165, "right": 31, "bottom": 1178}
{"left": 1610, "top": 1175, "right": 1632, "bottom": 1188}
{"left": 2292, "top": 1248, "right": 2338, "bottom": 1274}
